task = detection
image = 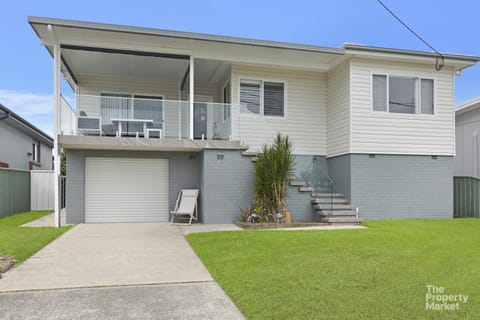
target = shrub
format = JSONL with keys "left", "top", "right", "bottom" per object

{"left": 253, "top": 134, "right": 295, "bottom": 219}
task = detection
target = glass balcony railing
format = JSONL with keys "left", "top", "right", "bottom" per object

{"left": 299, "top": 157, "right": 335, "bottom": 214}
{"left": 60, "top": 95, "right": 239, "bottom": 141}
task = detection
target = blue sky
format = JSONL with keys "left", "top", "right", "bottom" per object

{"left": 1, "top": 0, "right": 479, "bottom": 135}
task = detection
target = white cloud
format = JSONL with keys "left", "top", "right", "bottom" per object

{"left": 0, "top": 89, "right": 54, "bottom": 136}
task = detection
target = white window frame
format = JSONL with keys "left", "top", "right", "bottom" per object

{"left": 222, "top": 80, "right": 231, "bottom": 122}
{"left": 132, "top": 94, "right": 165, "bottom": 122}
{"left": 32, "top": 141, "right": 40, "bottom": 163}
{"left": 238, "top": 77, "right": 287, "bottom": 118}
{"left": 100, "top": 92, "right": 165, "bottom": 121}
{"left": 370, "top": 73, "right": 436, "bottom": 116}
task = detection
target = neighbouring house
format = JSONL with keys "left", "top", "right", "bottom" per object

{"left": 455, "top": 98, "right": 480, "bottom": 177}
{"left": 29, "top": 17, "right": 479, "bottom": 224}
{"left": 0, "top": 104, "right": 53, "bottom": 170}
{"left": 454, "top": 98, "right": 480, "bottom": 218}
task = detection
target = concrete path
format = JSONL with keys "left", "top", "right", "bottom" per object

{"left": 268, "top": 225, "right": 367, "bottom": 231}
{"left": 0, "top": 222, "right": 244, "bottom": 319}
{"left": 177, "top": 223, "right": 242, "bottom": 235}
{"left": 0, "top": 282, "right": 243, "bottom": 320}
{"left": 0, "top": 223, "right": 213, "bottom": 291}
{"left": 177, "top": 223, "right": 366, "bottom": 234}
{"left": 22, "top": 210, "right": 67, "bottom": 227}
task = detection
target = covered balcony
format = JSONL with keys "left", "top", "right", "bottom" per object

{"left": 50, "top": 38, "right": 246, "bottom": 146}
{"left": 61, "top": 95, "right": 238, "bottom": 141}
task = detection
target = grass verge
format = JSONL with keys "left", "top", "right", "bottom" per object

{"left": 0, "top": 211, "right": 73, "bottom": 263}
{"left": 187, "top": 219, "right": 480, "bottom": 319}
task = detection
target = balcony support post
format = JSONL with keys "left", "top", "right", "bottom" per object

{"left": 189, "top": 56, "right": 194, "bottom": 140}
{"left": 52, "top": 29, "right": 62, "bottom": 228}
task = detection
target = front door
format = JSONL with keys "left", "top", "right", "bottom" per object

{"left": 194, "top": 103, "right": 207, "bottom": 139}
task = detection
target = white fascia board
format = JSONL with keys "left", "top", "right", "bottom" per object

{"left": 455, "top": 97, "right": 480, "bottom": 115}
{"left": 345, "top": 48, "right": 478, "bottom": 71}
{"left": 30, "top": 18, "right": 342, "bottom": 71}
{"left": 29, "top": 16, "right": 344, "bottom": 55}
{"left": 344, "top": 44, "right": 480, "bottom": 71}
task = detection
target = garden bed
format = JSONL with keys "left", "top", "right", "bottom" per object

{"left": 235, "top": 221, "right": 329, "bottom": 229}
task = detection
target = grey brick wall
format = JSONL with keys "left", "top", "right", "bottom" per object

{"left": 327, "top": 154, "right": 351, "bottom": 201}
{"left": 286, "top": 185, "right": 320, "bottom": 222}
{"left": 200, "top": 150, "right": 254, "bottom": 223}
{"left": 350, "top": 154, "right": 453, "bottom": 220}
{"left": 286, "top": 155, "right": 325, "bottom": 222}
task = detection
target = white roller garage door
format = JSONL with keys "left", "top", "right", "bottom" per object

{"left": 85, "top": 157, "right": 169, "bottom": 223}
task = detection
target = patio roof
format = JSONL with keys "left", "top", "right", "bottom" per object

{"left": 28, "top": 16, "right": 346, "bottom": 88}
{"left": 29, "top": 16, "right": 479, "bottom": 88}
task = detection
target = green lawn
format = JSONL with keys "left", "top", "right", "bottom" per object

{"left": 0, "top": 211, "right": 73, "bottom": 263}
{"left": 187, "top": 219, "right": 480, "bottom": 319}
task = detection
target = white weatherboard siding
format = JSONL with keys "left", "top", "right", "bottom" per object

{"left": 182, "top": 81, "right": 218, "bottom": 101}
{"left": 77, "top": 74, "right": 179, "bottom": 104}
{"left": 231, "top": 64, "right": 327, "bottom": 155}
{"left": 85, "top": 157, "right": 169, "bottom": 223}
{"left": 455, "top": 108, "right": 480, "bottom": 177}
{"left": 350, "top": 58, "right": 455, "bottom": 155}
{"left": 327, "top": 60, "right": 350, "bottom": 157}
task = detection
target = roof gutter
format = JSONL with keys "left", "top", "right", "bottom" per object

{"left": 0, "top": 111, "right": 9, "bottom": 121}
{"left": 29, "top": 16, "right": 345, "bottom": 56}
{"left": 0, "top": 104, "right": 54, "bottom": 146}
{"left": 344, "top": 43, "right": 480, "bottom": 63}
{"left": 455, "top": 97, "right": 480, "bottom": 115}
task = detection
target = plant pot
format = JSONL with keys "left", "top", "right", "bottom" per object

{"left": 284, "top": 210, "right": 292, "bottom": 224}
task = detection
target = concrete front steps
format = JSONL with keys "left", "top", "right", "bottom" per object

{"left": 242, "top": 151, "right": 362, "bottom": 225}
{"left": 311, "top": 192, "right": 363, "bottom": 224}
{"left": 289, "top": 178, "right": 363, "bottom": 225}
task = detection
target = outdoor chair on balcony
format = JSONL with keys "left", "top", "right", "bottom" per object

{"left": 146, "top": 121, "right": 164, "bottom": 138}
{"left": 101, "top": 124, "right": 116, "bottom": 136}
{"left": 170, "top": 189, "right": 199, "bottom": 225}
{"left": 77, "top": 111, "right": 101, "bottom": 136}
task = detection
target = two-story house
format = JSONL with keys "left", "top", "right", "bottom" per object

{"left": 29, "top": 17, "right": 478, "bottom": 225}
{"left": 0, "top": 103, "right": 53, "bottom": 170}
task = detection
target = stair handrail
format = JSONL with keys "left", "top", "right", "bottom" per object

{"left": 312, "top": 157, "right": 334, "bottom": 215}
{"left": 312, "top": 157, "right": 333, "bottom": 183}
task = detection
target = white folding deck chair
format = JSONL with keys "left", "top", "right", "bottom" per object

{"left": 170, "top": 189, "right": 199, "bottom": 225}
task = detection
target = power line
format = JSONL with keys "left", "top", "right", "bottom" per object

{"left": 376, "top": 0, "right": 445, "bottom": 71}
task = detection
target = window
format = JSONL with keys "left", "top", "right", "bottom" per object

{"left": 223, "top": 81, "right": 231, "bottom": 121}
{"left": 264, "top": 82, "right": 284, "bottom": 116}
{"left": 372, "top": 75, "right": 387, "bottom": 111}
{"left": 101, "top": 93, "right": 164, "bottom": 124}
{"left": 420, "top": 79, "right": 434, "bottom": 114}
{"left": 101, "top": 93, "right": 132, "bottom": 124}
{"left": 133, "top": 95, "right": 163, "bottom": 123}
{"left": 32, "top": 142, "right": 40, "bottom": 162}
{"left": 372, "top": 74, "right": 434, "bottom": 115}
{"left": 240, "top": 80, "right": 261, "bottom": 114}
{"left": 240, "top": 79, "right": 285, "bottom": 117}
{"left": 389, "top": 76, "right": 417, "bottom": 114}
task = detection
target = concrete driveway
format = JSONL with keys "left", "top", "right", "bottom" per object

{"left": 0, "top": 223, "right": 244, "bottom": 319}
